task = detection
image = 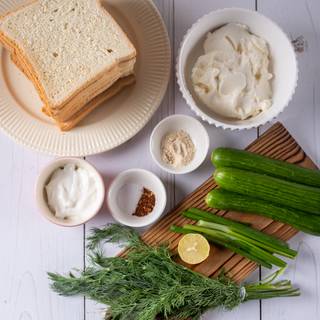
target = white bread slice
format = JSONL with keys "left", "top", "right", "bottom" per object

{"left": 11, "top": 49, "right": 135, "bottom": 122}
{"left": 10, "top": 51, "right": 135, "bottom": 130}
{"left": 51, "top": 75, "right": 136, "bottom": 131}
{"left": 0, "top": 0, "right": 136, "bottom": 109}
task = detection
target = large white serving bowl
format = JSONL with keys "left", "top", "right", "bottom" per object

{"left": 177, "top": 8, "right": 298, "bottom": 130}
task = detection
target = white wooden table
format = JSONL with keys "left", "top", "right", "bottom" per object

{"left": 1, "top": 0, "right": 320, "bottom": 319}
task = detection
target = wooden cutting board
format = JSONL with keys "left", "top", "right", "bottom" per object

{"left": 140, "top": 122, "right": 318, "bottom": 283}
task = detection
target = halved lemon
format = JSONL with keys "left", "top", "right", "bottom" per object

{"left": 178, "top": 233, "right": 210, "bottom": 264}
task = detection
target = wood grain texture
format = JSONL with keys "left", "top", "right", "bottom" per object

{"left": 258, "top": 1, "right": 320, "bottom": 320}
{"left": 258, "top": 1, "right": 320, "bottom": 168}
{"left": 0, "top": 0, "right": 319, "bottom": 320}
{"left": 84, "top": 1, "right": 176, "bottom": 319}
{"left": 173, "top": 0, "right": 258, "bottom": 205}
{"left": 140, "top": 122, "right": 318, "bottom": 283}
{"left": 173, "top": 1, "right": 260, "bottom": 318}
{"left": 0, "top": 135, "right": 84, "bottom": 320}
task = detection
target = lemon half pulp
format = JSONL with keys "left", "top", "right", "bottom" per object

{"left": 178, "top": 233, "right": 210, "bottom": 264}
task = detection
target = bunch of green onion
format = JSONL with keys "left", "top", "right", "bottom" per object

{"left": 171, "top": 208, "right": 297, "bottom": 269}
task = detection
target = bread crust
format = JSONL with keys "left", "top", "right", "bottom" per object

{"left": 0, "top": 0, "right": 137, "bottom": 109}
{"left": 57, "top": 75, "right": 136, "bottom": 131}
{"left": 11, "top": 49, "right": 135, "bottom": 121}
{"left": 10, "top": 49, "right": 135, "bottom": 131}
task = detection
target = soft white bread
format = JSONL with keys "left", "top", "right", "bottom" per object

{"left": 10, "top": 51, "right": 135, "bottom": 131}
{"left": 53, "top": 75, "right": 136, "bottom": 131}
{"left": 10, "top": 49, "right": 135, "bottom": 122}
{"left": 0, "top": 0, "right": 136, "bottom": 109}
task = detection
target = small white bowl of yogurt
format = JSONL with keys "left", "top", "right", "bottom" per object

{"left": 150, "top": 114, "right": 209, "bottom": 174}
{"left": 177, "top": 8, "right": 298, "bottom": 130}
{"left": 36, "top": 158, "right": 105, "bottom": 227}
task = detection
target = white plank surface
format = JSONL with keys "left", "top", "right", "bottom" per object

{"left": 0, "top": 135, "right": 84, "bottom": 320}
{"left": 0, "top": 0, "right": 319, "bottom": 319}
{"left": 258, "top": 0, "right": 320, "bottom": 167}
{"left": 173, "top": 1, "right": 260, "bottom": 319}
{"left": 84, "top": 1, "right": 175, "bottom": 318}
{"left": 258, "top": 1, "right": 320, "bottom": 319}
{"left": 173, "top": 0, "right": 258, "bottom": 202}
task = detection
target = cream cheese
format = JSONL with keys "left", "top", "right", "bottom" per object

{"left": 191, "top": 23, "right": 273, "bottom": 120}
{"left": 45, "top": 163, "right": 98, "bottom": 220}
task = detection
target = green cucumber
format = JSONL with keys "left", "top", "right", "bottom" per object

{"left": 214, "top": 167, "right": 320, "bottom": 215}
{"left": 206, "top": 189, "right": 320, "bottom": 235}
{"left": 212, "top": 148, "right": 320, "bottom": 187}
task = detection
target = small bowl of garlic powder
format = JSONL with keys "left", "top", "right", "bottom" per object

{"left": 150, "top": 114, "right": 209, "bottom": 174}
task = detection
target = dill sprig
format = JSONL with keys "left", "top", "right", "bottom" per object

{"left": 48, "top": 224, "right": 299, "bottom": 320}
{"left": 86, "top": 223, "right": 141, "bottom": 250}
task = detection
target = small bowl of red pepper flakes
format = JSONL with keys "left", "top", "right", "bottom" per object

{"left": 107, "top": 168, "right": 167, "bottom": 227}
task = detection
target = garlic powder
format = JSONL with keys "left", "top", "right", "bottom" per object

{"left": 160, "top": 130, "right": 195, "bottom": 168}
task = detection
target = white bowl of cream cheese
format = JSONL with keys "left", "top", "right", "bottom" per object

{"left": 36, "top": 158, "right": 105, "bottom": 227}
{"left": 177, "top": 8, "right": 298, "bottom": 130}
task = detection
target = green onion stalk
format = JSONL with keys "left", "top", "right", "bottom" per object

{"left": 48, "top": 224, "right": 299, "bottom": 320}
{"left": 171, "top": 208, "right": 297, "bottom": 269}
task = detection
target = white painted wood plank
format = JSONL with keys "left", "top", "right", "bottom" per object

{"left": 259, "top": 0, "right": 320, "bottom": 167}
{"left": 258, "top": 1, "right": 320, "bottom": 319}
{"left": 84, "top": 1, "right": 175, "bottom": 318}
{"left": 84, "top": 0, "right": 263, "bottom": 319}
{"left": 174, "top": 1, "right": 260, "bottom": 319}
{"left": 173, "top": 0, "right": 258, "bottom": 202}
{"left": 0, "top": 134, "right": 84, "bottom": 320}
{"left": 84, "top": 0, "right": 175, "bottom": 232}
{"left": 262, "top": 234, "right": 320, "bottom": 320}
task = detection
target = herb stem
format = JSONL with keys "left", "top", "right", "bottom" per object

{"left": 48, "top": 224, "right": 300, "bottom": 319}
{"left": 171, "top": 225, "right": 273, "bottom": 268}
{"left": 243, "top": 268, "right": 300, "bottom": 300}
{"left": 196, "top": 220, "right": 296, "bottom": 259}
{"left": 182, "top": 224, "right": 287, "bottom": 268}
{"left": 185, "top": 208, "right": 290, "bottom": 248}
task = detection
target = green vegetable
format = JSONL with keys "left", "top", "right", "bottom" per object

{"left": 212, "top": 147, "right": 320, "bottom": 187}
{"left": 214, "top": 167, "right": 320, "bottom": 215}
{"left": 171, "top": 225, "right": 273, "bottom": 268}
{"left": 244, "top": 268, "right": 300, "bottom": 300}
{"left": 175, "top": 224, "right": 287, "bottom": 268}
{"left": 199, "top": 221, "right": 293, "bottom": 257}
{"left": 171, "top": 209, "right": 297, "bottom": 268}
{"left": 206, "top": 189, "right": 320, "bottom": 236}
{"left": 185, "top": 208, "right": 290, "bottom": 249}
{"left": 48, "top": 224, "right": 299, "bottom": 320}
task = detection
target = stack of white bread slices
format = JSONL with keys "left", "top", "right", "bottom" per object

{"left": 0, "top": 0, "right": 136, "bottom": 131}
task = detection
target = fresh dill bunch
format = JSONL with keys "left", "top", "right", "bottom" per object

{"left": 48, "top": 224, "right": 299, "bottom": 320}
{"left": 86, "top": 223, "right": 141, "bottom": 250}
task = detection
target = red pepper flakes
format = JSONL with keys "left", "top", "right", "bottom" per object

{"left": 133, "top": 187, "right": 156, "bottom": 217}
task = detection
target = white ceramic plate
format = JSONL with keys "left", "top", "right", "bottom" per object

{"left": 0, "top": 0, "right": 171, "bottom": 156}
